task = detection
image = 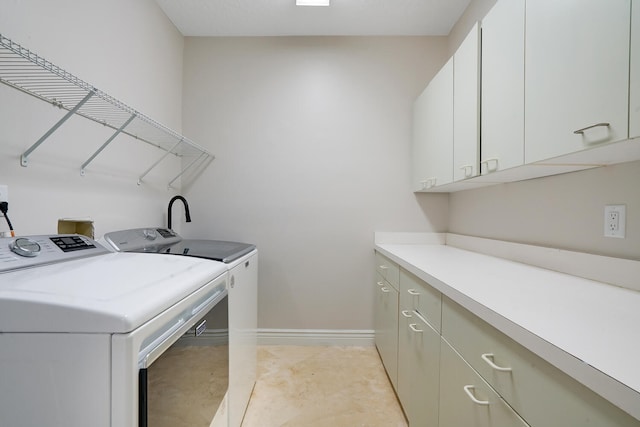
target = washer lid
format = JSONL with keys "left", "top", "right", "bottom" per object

{"left": 0, "top": 252, "right": 227, "bottom": 333}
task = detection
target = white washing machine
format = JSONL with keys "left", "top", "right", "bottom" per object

{"left": 0, "top": 234, "right": 229, "bottom": 427}
{"left": 102, "top": 228, "right": 259, "bottom": 427}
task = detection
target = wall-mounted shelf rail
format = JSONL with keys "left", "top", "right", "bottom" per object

{"left": 0, "top": 34, "right": 214, "bottom": 188}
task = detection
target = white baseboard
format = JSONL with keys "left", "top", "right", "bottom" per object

{"left": 257, "top": 329, "right": 375, "bottom": 346}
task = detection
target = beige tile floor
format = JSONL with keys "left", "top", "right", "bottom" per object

{"left": 241, "top": 346, "right": 408, "bottom": 427}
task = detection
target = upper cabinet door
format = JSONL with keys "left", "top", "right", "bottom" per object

{"left": 453, "top": 23, "right": 481, "bottom": 182}
{"left": 631, "top": 0, "right": 640, "bottom": 138}
{"left": 480, "top": 0, "right": 525, "bottom": 175}
{"left": 525, "top": 0, "right": 631, "bottom": 163}
{"left": 412, "top": 86, "right": 432, "bottom": 191}
{"left": 412, "top": 58, "right": 454, "bottom": 190}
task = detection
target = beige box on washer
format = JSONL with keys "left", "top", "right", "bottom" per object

{"left": 57, "top": 218, "right": 94, "bottom": 239}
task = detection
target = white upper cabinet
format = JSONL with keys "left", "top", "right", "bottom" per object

{"left": 631, "top": 0, "right": 640, "bottom": 138}
{"left": 480, "top": 0, "right": 525, "bottom": 175}
{"left": 453, "top": 23, "right": 481, "bottom": 182}
{"left": 412, "top": 87, "right": 432, "bottom": 192}
{"left": 412, "top": 58, "right": 454, "bottom": 190}
{"left": 524, "top": 0, "right": 631, "bottom": 163}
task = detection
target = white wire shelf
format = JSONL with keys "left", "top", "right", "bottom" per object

{"left": 0, "top": 34, "right": 214, "bottom": 187}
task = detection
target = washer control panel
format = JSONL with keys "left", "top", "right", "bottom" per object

{"left": 0, "top": 234, "right": 109, "bottom": 272}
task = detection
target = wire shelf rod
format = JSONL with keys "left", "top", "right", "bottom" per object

{"left": 21, "top": 90, "right": 95, "bottom": 167}
{"left": 138, "top": 139, "right": 184, "bottom": 185}
{"left": 167, "top": 152, "right": 210, "bottom": 189}
{"left": 81, "top": 113, "right": 137, "bottom": 175}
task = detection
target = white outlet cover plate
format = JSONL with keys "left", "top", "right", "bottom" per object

{"left": 604, "top": 204, "right": 626, "bottom": 238}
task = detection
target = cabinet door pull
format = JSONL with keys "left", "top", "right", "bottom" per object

{"left": 463, "top": 385, "right": 490, "bottom": 405}
{"left": 376, "top": 281, "right": 385, "bottom": 287}
{"left": 459, "top": 164, "right": 474, "bottom": 178}
{"left": 481, "top": 353, "right": 512, "bottom": 372}
{"left": 422, "top": 177, "right": 437, "bottom": 189}
{"left": 480, "top": 158, "right": 499, "bottom": 173}
{"left": 380, "top": 287, "right": 390, "bottom": 293}
{"left": 407, "top": 289, "right": 420, "bottom": 296}
{"left": 573, "top": 122, "right": 610, "bottom": 135}
{"left": 379, "top": 265, "right": 388, "bottom": 270}
{"left": 401, "top": 310, "right": 412, "bottom": 318}
{"left": 409, "top": 323, "right": 423, "bottom": 333}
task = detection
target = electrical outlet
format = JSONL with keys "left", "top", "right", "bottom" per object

{"left": 604, "top": 205, "right": 626, "bottom": 238}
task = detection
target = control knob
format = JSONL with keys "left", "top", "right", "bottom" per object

{"left": 9, "top": 238, "right": 41, "bottom": 257}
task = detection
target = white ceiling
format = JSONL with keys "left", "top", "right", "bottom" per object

{"left": 155, "top": 0, "right": 472, "bottom": 37}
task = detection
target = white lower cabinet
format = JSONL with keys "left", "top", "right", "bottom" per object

{"left": 439, "top": 338, "right": 529, "bottom": 427}
{"left": 397, "top": 269, "right": 441, "bottom": 426}
{"left": 375, "top": 249, "right": 640, "bottom": 427}
{"left": 374, "top": 254, "right": 400, "bottom": 391}
{"left": 441, "top": 296, "right": 640, "bottom": 427}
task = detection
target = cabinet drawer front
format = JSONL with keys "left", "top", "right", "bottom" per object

{"left": 441, "top": 297, "right": 639, "bottom": 427}
{"left": 397, "top": 312, "right": 440, "bottom": 427}
{"left": 376, "top": 252, "right": 400, "bottom": 291}
{"left": 439, "top": 338, "right": 529, "bottom": 427}
{"left": 399, "top": 268, "right": 442, "bottom": 332}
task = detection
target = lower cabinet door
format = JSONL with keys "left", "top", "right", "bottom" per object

{"left": 439, "top": 339, "right": 529, "bottom": 427}
{"left": 374, "top": 276, "right": 399, "bottom": 390}
{"left": 398, "top": 311, "right": 440, "bottom": 427}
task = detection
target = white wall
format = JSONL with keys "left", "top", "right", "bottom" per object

{"left": 182, "top": 37, "right": 450, "bottom": 330}
{"left": 450, "top": 161, "right": 640, "bottom": 259}
{"left": 0, "top": 0, "right": 185, "bottom": 237}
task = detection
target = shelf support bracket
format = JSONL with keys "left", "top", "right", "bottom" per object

{"left": 80, "top": 113, "right": 136, "bottom": 176}
{"left": 21, "top": 90, "right": 95, "bottom": 167}
{"left": 137, "top": 139, "right": 183, "bottom": 185}
{"left": 167, "top": 152, "right": 208, "bottom": 189}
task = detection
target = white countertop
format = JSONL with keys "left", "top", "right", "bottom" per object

{"left": 375, "top": 241, "right": 640, "bottom": 421}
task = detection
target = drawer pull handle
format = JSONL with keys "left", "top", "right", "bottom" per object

{"left": 409, "top": 323, "right": 423, "bottom": 333}
{"left": 401, "top": 310, "right": 412, "bottom": 318}
{"left": 463, "top": 385, "right": 490, "bottom": 406}
{"left": 481, "top": 353, "right": 512, "bottom": 372}
{"left": 407, "top": 289, "right": 420, "bottom": 296}
{"left": 379, "top": 265, "right": 388, "bottom": 270}
{"left": 573, "top": 122, "right": 610, "bottom": 135}
{"left": 380, "top": 287, "right": 390, "bottom": 293}
{"left": 377, "top": 281, "right": 385, "bottom": 287}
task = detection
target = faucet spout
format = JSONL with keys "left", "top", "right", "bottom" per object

{"left": 168, "top": 195, "right": 191, "bottom": 230}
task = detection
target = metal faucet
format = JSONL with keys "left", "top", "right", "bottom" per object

{"left": 168, "top": 195, "right": 191, "bottom": 230}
